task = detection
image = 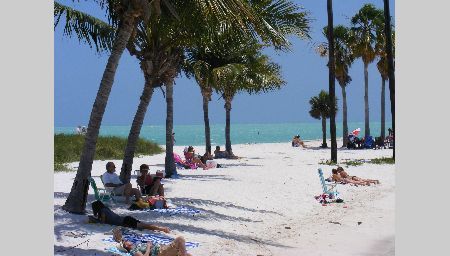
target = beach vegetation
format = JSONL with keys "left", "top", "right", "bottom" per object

{"left": 54, "top": 134, "right": 163, "bottom": 172}
{"left": 369, "top": 157, "right": 395, "bottom": 164}
{"left": 309, "top": 90, "right": 338, "bottom": 148}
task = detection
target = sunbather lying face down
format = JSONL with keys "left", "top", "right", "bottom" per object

{"left": 336, "top": 167, "right": 380, "bottom": 185}
{"left": 113, "top": 228, "right": 192, "bottom": 256}
{"left": 91, "top": 201, "right": 170, "bottom": 233}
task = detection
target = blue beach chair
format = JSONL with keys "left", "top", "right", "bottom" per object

{"left": 317, "top": 168, "right": 339, "bottom": 198}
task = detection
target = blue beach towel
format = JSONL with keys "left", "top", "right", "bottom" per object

{"left": 104, "top": 230, "right": 199, "bottom": 255}
{"left": 146, "top": 206, "right": 201, "bottom": 216}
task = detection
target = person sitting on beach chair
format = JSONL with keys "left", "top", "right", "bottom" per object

{"left": 112, "top": 227, "right": 192, "bottom": 256}
{"left": 103, "top": 162, "right": 142, "bottom": 204}
{"left": 90, "top": 201, "right": 170, "bottom": 232}
{"left": 331, "top": 168, "right": 369, "bottom": 186}
{"left": 184, "top": 146, "right": 209, "bottom": 169}
{"left": 214, "top": 146, "right": 229, "bottom": 159}
{"left": 337, "top": 167, "right": 380, "bottom": 185}
{"left": 136, "top": 164, "right": 165, "bottom": 196}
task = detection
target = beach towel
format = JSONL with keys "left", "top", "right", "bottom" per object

{"left": 144, "top": 206, "right": 201, "bottom": 216}
{"left": 104, "top": 230, "right": 200, "bottom": 255}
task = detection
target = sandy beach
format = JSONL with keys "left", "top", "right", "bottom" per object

{"left": 54, "top": 139, "right": 395, "bottom": 256}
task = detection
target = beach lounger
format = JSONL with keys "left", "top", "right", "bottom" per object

{"left": 88, "top": 177, "right": 114, "bottom": 203}
{"left": 317, "top": 168, "right": 339, "bottom": 198}
{"left": 99, "top": 175, "right": 127, "bottom": 203}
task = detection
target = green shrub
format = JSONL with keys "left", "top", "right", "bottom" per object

{"left": 370, "top": 157, "right": 395, "bottom": 164}
{"left": 54, "top": 134, "right": 164, "bottom": 171}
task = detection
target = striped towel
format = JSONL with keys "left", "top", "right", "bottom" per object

{"left": 146, "top": 206, "right": 201, "bottom": 216}
{"left": 104, "top": 230, "right": 199, "bottom": 255}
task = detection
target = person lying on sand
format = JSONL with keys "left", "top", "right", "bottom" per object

{"left": 184, "top": 146, "right": 209, "bottom": 169}
{"left": 214, "top": 146, "right": 239, "bottom": 159}
{"left": 91, "top": 201, "right": 170, "bottom": 233}
{"left": 113, "top": 228, "right": 192, "bottom": 256}
{"left": 103, "top": 162, "right": 142, "bottom": 204}
{"left": 331, "top": 169, "right": 369, "bottom": 186}
{"left": 136, "top": 164, "right": 165, "bottom": 196}
{"left": 337, "top": 166, "right": 380, "bottom": 185}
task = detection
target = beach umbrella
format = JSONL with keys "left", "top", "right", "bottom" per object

{"left": 352, "top": 128, "right": 361, "bottom": 136}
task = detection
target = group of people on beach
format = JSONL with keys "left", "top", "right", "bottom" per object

{"left": 330, "top": 166, "right": 380, "bottom": 186}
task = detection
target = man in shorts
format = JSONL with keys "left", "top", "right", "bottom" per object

{"left": 103, "top": 162, "right": 142, "bottom": 204}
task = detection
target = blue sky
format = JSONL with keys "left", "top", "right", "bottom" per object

{"left": 54, "top": 0, "right": 395, "bottom": 127}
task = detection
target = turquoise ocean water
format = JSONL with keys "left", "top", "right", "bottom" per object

{"left": 55, "top": 122, "right": 391, "bottom": 146}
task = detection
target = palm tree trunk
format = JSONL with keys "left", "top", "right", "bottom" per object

{"left": 62, "top": 13, "right": 136, "bottom": 214}
{"left": 383, "top": 0, "right": 395, "bottom": 159}
{"left": 119, "top": 62, "right": 156, "bottom": 184}
{"left": 321, "top": 116, "right": 327, "bottom": 148}
{"left": 381, "top": 77, "right": 386, "bottom": 139}
{"left": 364, "top": 61, "right": 371, "bottom": 137}
{"left": 341, "top": 85, "right": 348, "bottom": 147}
{"left": 327, "top": 0, "right": 337, "bottom": 161}
{"left": 164, "top": 78, "right": 176, "bottom": 177}
{"left": 202, "top": 89, "right": 212, "bottom": 154}
{"left": 224, "top": 99, "right": 233, "bottom": 155}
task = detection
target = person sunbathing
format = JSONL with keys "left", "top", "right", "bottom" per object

{"left": 337, "top": 167, "right": 380, "bottom": 185}
{"left": 113, "top": 228, "right": 192, "bottom": 256}
{"left": 291, "top": 135, "right": 307, "bottom": 148}
{"left": 136, "top": 164, "right": 165, "bottom": 196}
{"left": 331, "top": 169, "right": 369, "bottom": 186}
{"left": 91, "top": 200, "right": 170, "bottom": 233}
{"left": 184, "top": 146, "right": 209, "bottom": 169}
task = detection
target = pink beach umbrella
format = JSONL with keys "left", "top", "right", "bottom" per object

{"left": 351, "top": 128, "right": 361, "bottom": 136}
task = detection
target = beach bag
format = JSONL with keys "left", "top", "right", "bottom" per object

{"left": 147, "top": 196, "right": 168, "bottom": 209}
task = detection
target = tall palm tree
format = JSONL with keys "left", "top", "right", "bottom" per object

{"left": 375, "top": 20, "right": 395, "bottom": 141}
{"left": 309, "top": 90, "right": 338, "bottom": 148}
{"left": 350, "top": 3, "right": 384, "bottom": 138}
{"left": 383, "top": 0, "right": 395, "bottom": 159}
{"left": 319, "top": 25, "right": 355, "bottom": 148}
{"left": 55, "top": 0, "right": 152, "bottom": 214}
{"left": 326, "top": 0, "right": 337, "bottom": 162}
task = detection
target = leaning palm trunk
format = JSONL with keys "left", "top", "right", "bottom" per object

{"left": 321, "top": 116, "right": 327, "bottom": 148}
{"left": 224, "top": 98, "right": 233, "bottom": 155}
{"left": 164, "top": 78, "right": 176, "bottom": 177}
{"left": 341, "top": 85, "right": 348, "bottom": 147}
{"left": 380, "top": 77, "right": 386, "bottom": 139}
{"left": 119, "top": 61, "right": 156, "bottom": 184}
{"left": 202, "top": 88, "right": 212, "bottom": 154}
{"left": 63, "top": 13, "right": 136, "bottom": 214}
{"left": 364, "top": 62, "right": 371, "bottom": 137}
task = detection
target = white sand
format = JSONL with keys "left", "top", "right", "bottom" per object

{"left": 54, "top": 139, "right": 395, "bottom": 255}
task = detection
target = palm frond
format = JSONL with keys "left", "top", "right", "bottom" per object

{"left": 54, "top": 1, "right": 116, "bottom": 53}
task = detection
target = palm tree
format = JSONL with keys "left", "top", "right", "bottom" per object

{"left": 309, "top": 90, "right": 338, "bottom": 148}
{"left": 185, "top": 0, "right": 310, "bottom": 155}
{"left": 383, "top": 0, "right": 395, "bottom": 159}
{"left": 55, "top": 0, "right": 152, "bottom": 214}
{"left": 326, "top": 0, "right": 337, "bottom": 162}
{"left": 55, "top": 0, "right": 310, "bottom": 212}
{"left": 350, "top": 3, "right": 384, "bottom": 138}
{"left": 375, "top": 19, "right": 395, "bottom": 141}
{"left": 319, "top": 25, "right": 355, "bottom": 148}
{"left": 211, "top": 43, "right": 285, "bottom": 156}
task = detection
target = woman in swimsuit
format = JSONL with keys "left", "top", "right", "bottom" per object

{"left": 337, "top": 167, "right": 380, "bottom": 185}
{"left": 331, "top": 169, "right": 369, "bottom": 186}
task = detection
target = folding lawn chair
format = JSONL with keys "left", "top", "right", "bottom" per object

{"left": 88, "top": 176, "right": 114, "bottom": 203}
{"left": 317, "top": 168, "right": 339, "bottom": 198}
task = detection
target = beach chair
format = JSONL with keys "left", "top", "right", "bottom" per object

{"left": 99, "top": 174, "right": 123, "bottom": 203}
{"left": 88, "top": 177, "right": 114, "bottom": 203}
{"left": 317, "top": 168, "right": 339, "bottom": 198}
